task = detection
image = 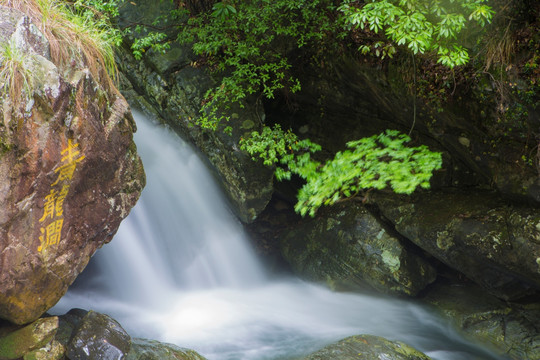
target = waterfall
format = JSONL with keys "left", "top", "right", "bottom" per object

{"left": 53, "top": 111, "right": 506, "bottom": 360}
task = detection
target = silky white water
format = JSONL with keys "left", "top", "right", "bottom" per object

{"left": 53, "top": 111, "right": 506, "bottom": 360}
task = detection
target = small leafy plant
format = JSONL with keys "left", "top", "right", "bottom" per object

{"left": 240, "top": 124, "right": 322, "bottom": 181}
{"left": 241, "top": 127, "right": 442, "bottom": 216}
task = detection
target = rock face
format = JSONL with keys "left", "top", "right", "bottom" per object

{"left": 373, "top": 190, "right": 540, "bottom": 300}
{"left": 281, "top": 202, "right": 437, "bottom": 296}
{"left": 116, "top": 0, "right": 273, "bottom": 223}
{"left": 303, "top": 334, "right": 431, "bottom": 360}
{"left": 0, "top": 7, "right": 145, "bottom": 324}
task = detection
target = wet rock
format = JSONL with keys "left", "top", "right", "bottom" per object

{"left": 0, "top": 7, "right": 145, "bottom": 324}
{"left": 373, "top": 190, "right": 540, "bottom": 300}
{"left": 303, "top": 334, "right": 431, "bottom": 360}
{"left": 422, "top": 282, "right": 540, "bottom": 360}
{"left": 0, "top": 309, "right": 208, "bottom": 360}
{"left": 66, "top": 311, "right": 131, "bottom": 360}
{"left": 280, "top": 202, "right": 436, "bottom": 296}
{"left": 127, "top": 338, "right": 207, "bottom": 360}
{"left": 0, "top": 317, "right": 58, "bottom": 359}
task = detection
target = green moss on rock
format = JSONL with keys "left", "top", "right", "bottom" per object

{"left": 374, "top": 190, "right": 540, "bottom": 300}
{"left": 280, "top": 202, "right": 436, "bottom": 296}
{"left": 0, "top": 317, "right": 58, "bottom": 360}
{"left": 127, "top": 338, "right": 207, "bottom": 360}
{"left": 303, "top": 334, "right": 431, "bottom": 360}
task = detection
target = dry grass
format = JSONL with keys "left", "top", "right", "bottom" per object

{"left": 482, "top": 22, "right": 515, "bottom": 72}
{"left": 3, "top": 0, "right": 118, "bottom": 94}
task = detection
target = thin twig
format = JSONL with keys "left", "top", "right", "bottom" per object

{"left": 408, "top": 53, "right": 416, "bottom": 136}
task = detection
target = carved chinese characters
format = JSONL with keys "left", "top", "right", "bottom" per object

{"left": 38, "top": 140, "right": 85, "bottom": 252}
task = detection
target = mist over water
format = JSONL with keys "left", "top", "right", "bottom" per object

{"left": 53, "top": 111, "right": 506, "bottom": 360}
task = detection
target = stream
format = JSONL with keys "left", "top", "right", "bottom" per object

{"left": 52, "top": 111, "right": 507, "bottom": 360}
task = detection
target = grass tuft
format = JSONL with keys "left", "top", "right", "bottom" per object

{"left": 0, "top": 37, "right": 34, "bottom": 107}
{"left": 2, "top": 0, "right": 120, "bottom": 100}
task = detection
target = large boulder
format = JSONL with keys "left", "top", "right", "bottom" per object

{"left": 302, "top": 334, "right": 431, "bottom": 360}
{"left": 0, "top": 7, "right": 145, "bottom": 324}
{"left": 280, "top": 202, "right": 437, "bottom": 296}
{"left": 373, "top": 190, "right": 540, "bottom": 300}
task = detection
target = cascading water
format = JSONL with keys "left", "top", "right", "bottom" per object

{"left": 53, "top": 111, "right": 507, "bottom": 360}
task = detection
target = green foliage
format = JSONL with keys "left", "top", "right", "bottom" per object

{"left": 69, "top": 0, "right": 172, "bottom": 64}
{"left": 128, "top": 0, "right": 494, "bottom": 130}
{"left": 128, "top": 4, "right": 187, "bottom": 60}
{"left": 339, "top": 0, "right": 494, "bottom": 68}
{"left": 131, "top": 28, "right": 170, "bottom": 60}
{"left": 211, "top": 1, "right": 237, "bottom": 20}
{"left": 71, "top": 0, "right": 122, "bottom": 42}
{"left": 77, "top": 0, "right": 178, "bottom": 62}
{"left": 296, "top": 130, "right": 442, "bottom": 216}
{"left": 179, "top": 0, "right": 341, "bottom": 129}
{"left": 240, "top": 124, "right": 322, "bottom": 181}
{"left": 241, "top": 127, "right": 442, "bottom": 216}
{"left": 72, "top": 0, "right": 121, "bottom": 18}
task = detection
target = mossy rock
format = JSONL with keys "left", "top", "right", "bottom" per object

{"left": 280, "top": 202, "right": 436, "bottom": 296}
{"left": 303, "top": 334, "right": 431, "bottom": 360}
{"left": 373, "top": 190, "right": 540, "bottom": 300}
{"left": 127, "top": 338, "right": 207, "bottom": 360}
{"left": 0, "top": 317, "right": 58, "bottom": 360}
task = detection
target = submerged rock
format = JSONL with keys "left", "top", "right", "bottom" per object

{"left": 0, "top": 7, "right": 145, "bottom": 324}
{"left": 422, "top": 282, "right": 540, "bottom": 360}
{"left": 127, "top": 338, "right": 207, "bottom": 360}
{"left": 373, "top": 190, "right": 540, "bottom": 300}
{"left": 280, "top": 202, "right": 436, "bottom": 296}
{"left": 66, "top": 311, "right": 131, "bottom": 360}
{"left": 303, "top": 334, "right": 431, "bottom": 360}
